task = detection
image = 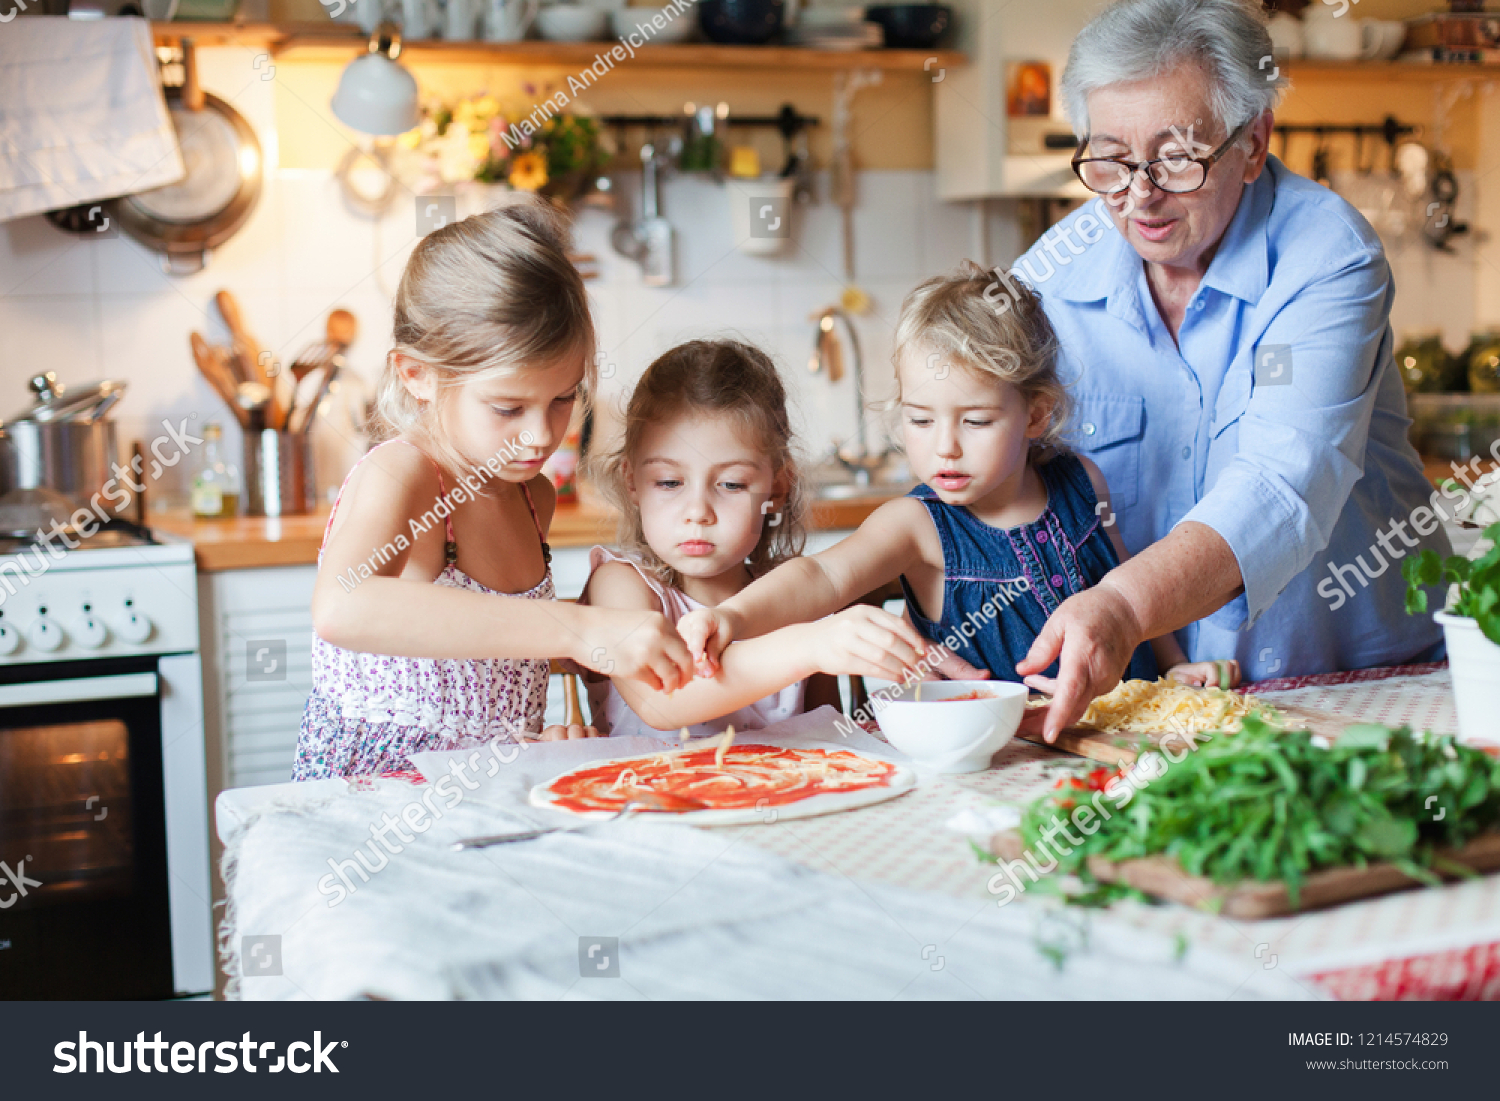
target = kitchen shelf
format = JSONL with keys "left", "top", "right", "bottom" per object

{"left": 149, "top": 22, "right": 965, "bottom": 69}
{"left": 1284, "top": 60, "right": 1500, "bottom": 82}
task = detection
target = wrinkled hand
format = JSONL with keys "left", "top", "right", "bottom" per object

{"left": 581, "top": 609, "right": 696, "bottom": 693}
{"left": 1014, "top": 582, "right": 1144, "bottom": 743}
{"left": 533, "top": 723, "right": 602, "bottom": 741}
{"left": 1167, "top": 659, "right": 1241, "bottom": 689}
{"left": 676, "top": 606, "right": 740, "bottom": 677}
{"left": 807, "top": 606, "right": 932, "bottom": 683}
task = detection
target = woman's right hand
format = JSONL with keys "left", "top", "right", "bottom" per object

{"left": 803, "top": 606, "right": 931, "bottom": 683}
{"left": 576, "top": 608, "right": 696, "bottom": 693}
{"left": 676, "top": 606, "right": 741, "bottom": 676}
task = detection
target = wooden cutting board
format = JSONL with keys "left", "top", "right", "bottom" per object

{"left": 987, "top": 830, "right": 1500, "bottom": 919}
{"left": 1016, "top": 703, "right": 1346, "bottom": 766}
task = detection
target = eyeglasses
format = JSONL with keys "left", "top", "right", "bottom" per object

{"left": 1071, "top": 119, "right": 1251, "bottom": 196}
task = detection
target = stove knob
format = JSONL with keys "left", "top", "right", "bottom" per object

{"left": 74, "top": 615, "right": 108, "bottom": 649}
{"left": 116, "top": 611, "right": 152, "bottom": 644}
{"left": 28, "top": 617, "right": 65, "bottom": 652}
{"left": 0, "top": 622, "right": 19, "bottom": 656}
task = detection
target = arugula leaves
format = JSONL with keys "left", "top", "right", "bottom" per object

{"left": 1018, "top": 719, "right": 1500, "bottom": 910}
{"left": 1403, "top": 520, "right": 1500, "bottom": 645}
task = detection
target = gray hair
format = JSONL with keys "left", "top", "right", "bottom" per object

{"left": 1061, "top": 0, "right": 1289, "bottom": 141}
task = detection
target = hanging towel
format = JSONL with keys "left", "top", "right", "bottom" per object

{"left": 0, "top": 16, "right": 184, "bottom": 224}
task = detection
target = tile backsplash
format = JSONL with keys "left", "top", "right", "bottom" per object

{"left": 0, "top": 157, "right": 1014, "bottom": 505}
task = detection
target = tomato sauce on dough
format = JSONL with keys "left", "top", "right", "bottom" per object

{"left": 546, "top": 744, "right": 896, "bottom": 813}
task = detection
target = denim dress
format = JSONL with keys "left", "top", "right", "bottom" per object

{"left": 899, "top": 452, "right": 1159, "bottom": 684}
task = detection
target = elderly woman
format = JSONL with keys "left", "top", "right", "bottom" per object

{"left": 1014, "top": 0, "right": 1449, "bottom": 741}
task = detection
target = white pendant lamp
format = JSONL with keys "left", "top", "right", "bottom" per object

{"left": 331, "top": 23, "right": 420, "bottom": 136}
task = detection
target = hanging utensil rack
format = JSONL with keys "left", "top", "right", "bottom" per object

{"left": 599, "top": 106, "right": 820, "bottom": 133}
{"left": 1272, "top": 115, "right": 1417, "bottom": 162}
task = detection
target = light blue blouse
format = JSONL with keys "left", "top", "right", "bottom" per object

{"left": 1012, "top": 155, "right": 1447, "bottom": 679}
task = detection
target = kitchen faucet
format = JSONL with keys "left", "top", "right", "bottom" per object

{"left": 811, "top": 306, "right": 887, "bottom": 485}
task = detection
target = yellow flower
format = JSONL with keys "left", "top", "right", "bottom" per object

{"left": 508, "top": 151, "right": 548, "bottom": 192}
{"left": 468, "top": 131, "right": 492, "bottom": 162}
{"left": 471, "top": 95, "right": 500, "bottom": 121}
{"left": 453, "top": 100, "right": 479, "bottom": 129}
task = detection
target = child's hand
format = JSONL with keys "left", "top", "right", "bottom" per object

{"left": 904, "top": 606, "right": 991, "bottom": 681}
{"left": 676, "top": 606, "right": 741, "bottom": 677}
{"left": 1166, "top": 659, "right": 1241, "bottom": 689}
{"left": 533, "top": 724, "right": 602, "bottom": 741}
{"left": 803, "top": 606, "right": 933, "bottom": 684}
{"left": 579, "top": 608, "right": 696, "bottom": 693}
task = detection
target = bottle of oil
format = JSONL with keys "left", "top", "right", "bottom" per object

{"left": 191, "top": 422, "right": 241, "bottom": 518}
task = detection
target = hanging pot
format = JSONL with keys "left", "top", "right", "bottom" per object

{"left": 46, "top": 41, "right": 263, "bottom": 275}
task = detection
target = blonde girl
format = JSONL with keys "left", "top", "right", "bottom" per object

{"left": 578, "top": 339, "right": 929, "bottom": 740}
{"left": 295, "top": 197, "right": 693, "bottom": 779}
{"left": 678, "top": 264, "right": 1238, "bottom": 699}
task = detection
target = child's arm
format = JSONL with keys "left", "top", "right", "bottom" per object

{"left": 311, "top": 446, "right": 695, "bottom": 690}
{"left": 677, "top": 496, "right": 935, "bottom": 671}
{"left": 1069, "top": 458, "right": 1242, "bottom": 691}
{"left": 587, "top": 561, "right": 928, "bottom": 729}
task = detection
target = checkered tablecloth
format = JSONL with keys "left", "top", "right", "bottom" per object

{"left": 719, "top": 664, "right": 1500, "bottom": 1001}
{"left": 358, "top": 665, "right": 1492, "bottom": 999}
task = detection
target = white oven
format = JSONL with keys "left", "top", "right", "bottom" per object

{"left": 0, "top": 529, "right": 211, "bottom": 999}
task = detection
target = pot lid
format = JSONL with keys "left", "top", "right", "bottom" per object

{"left": 7, "top": 373, "right": 127, "bottom": 426}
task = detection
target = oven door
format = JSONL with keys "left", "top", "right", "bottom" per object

{"left": 0, "top": 657, "right": 174, "bottom": 999}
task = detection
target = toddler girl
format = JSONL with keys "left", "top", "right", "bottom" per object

{"left": 579, "top": 339, "right": 929, "bottom": 740}
{"left": 294, "top": 197, "right": 694, "bottom": 779}
{"left": 678, "top": 264, "right": 1238, "bottom": 699}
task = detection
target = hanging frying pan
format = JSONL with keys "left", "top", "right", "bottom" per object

{"left": 45, "top": 40, "right": 262, "bottom": 275}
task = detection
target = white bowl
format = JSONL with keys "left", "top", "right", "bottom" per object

{"left": 537, "top": 5, "right": 608, "bottom": 40}
{"left": 610, "top": 6, "right": 695, "bottom": 43}
{"left": 863, "top": 679, "right": 1028, "bottom": 774}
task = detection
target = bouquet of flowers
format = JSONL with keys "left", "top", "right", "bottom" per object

{"left": 395, "top": 91, "right": 606, "bottom": 202}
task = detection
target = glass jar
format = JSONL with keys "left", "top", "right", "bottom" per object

{"left": 1466, "top": 329, "right": 1500, "bottom": 394}
{"left": 1395, "top": 331, "right": 1457, "bottom": 394}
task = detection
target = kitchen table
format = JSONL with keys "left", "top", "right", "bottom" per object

{"left": 214, "top": 664, "right": 1497, "bottom": 1000}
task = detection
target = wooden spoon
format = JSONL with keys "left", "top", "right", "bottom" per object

{"left": 215, "top": 289, "right": 286, "bottom": 428}
{"left": 190, "top": 331, "right": 248, "bottom": 427}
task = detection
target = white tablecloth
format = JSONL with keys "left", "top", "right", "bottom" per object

{"left": 216, "top": 709, "right": 1316, "bottom": 1000}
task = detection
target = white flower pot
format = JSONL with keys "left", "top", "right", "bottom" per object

{"left": 1436, "top": 611, "right": 1500, "bottom": 746}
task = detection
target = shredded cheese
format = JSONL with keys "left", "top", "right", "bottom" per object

{"left": 716, "top": 724, "right": 736, "bottom": 770}
{"left": 1077, "top": 677, "right": 1281, "bottom": 736}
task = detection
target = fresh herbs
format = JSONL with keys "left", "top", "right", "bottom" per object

{"left": 1018, "top": 719, "right": 1500, "bottom": 909}
{"left": 1403, "top": 520, "right": 1500, "bottom": 645}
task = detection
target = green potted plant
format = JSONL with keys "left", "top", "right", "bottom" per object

{"left": 1404, "top": 521, "right": 1500, "bottom": 745}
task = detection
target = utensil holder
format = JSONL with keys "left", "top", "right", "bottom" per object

{"left": 244, "top": 429, "right": 314, "bottom": 517}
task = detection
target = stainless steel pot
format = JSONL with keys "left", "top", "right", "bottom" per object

{"left": 0, "top": 373, "right": 127, "bottom": 528}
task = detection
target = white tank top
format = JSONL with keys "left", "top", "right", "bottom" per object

{"left": 578, "top": 546, "right": 805, "bottom": 741}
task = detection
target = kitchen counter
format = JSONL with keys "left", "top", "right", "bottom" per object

{"left": 151, "top": 493, "right": 899, "bottom": 573}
